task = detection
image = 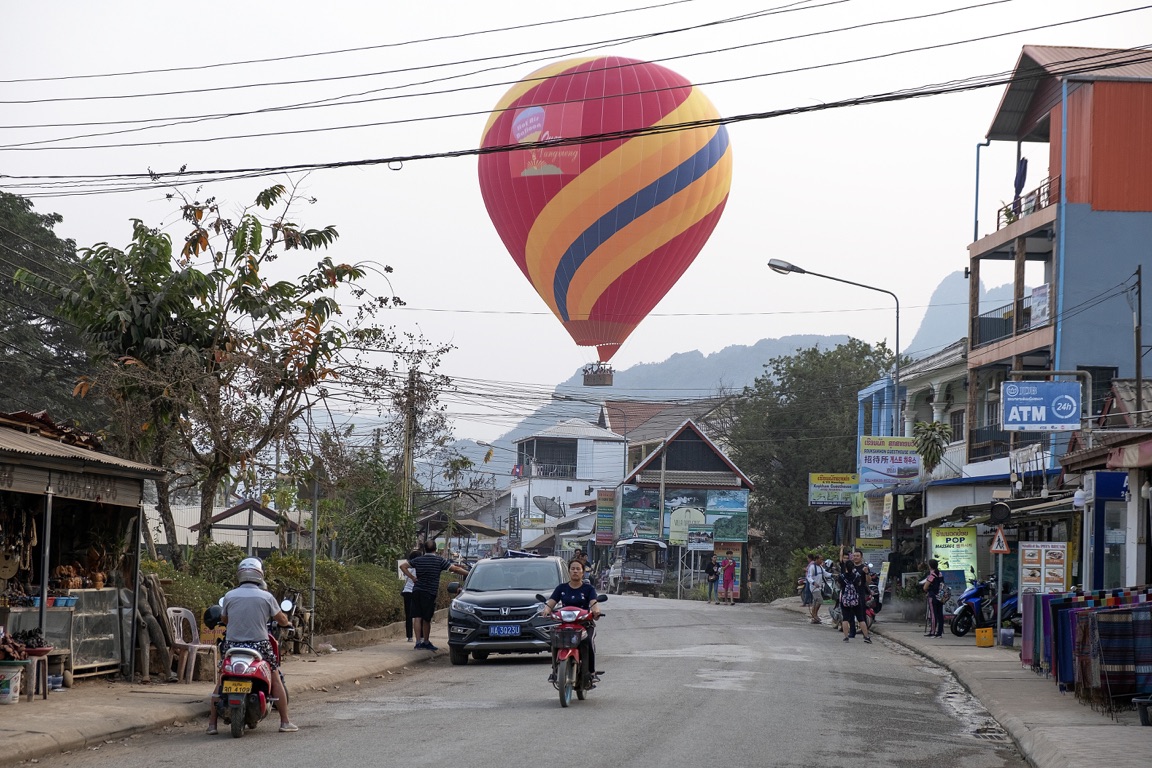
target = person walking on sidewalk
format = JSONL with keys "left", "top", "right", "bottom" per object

{"left": 704, "top": 554, "right": 720, "bottom": 604}
{"left": 805, "top": 553, "right": 826, "bottom": 624}
{"left": 924, "top": 559, "right": 945, "bottom": 638}
{"left": 401, "top": 539, "right": 470, "bottom": 651}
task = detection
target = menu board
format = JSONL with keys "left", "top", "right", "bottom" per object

{"left": 1018, "top": 542, "right": 1068, "bottom": 593}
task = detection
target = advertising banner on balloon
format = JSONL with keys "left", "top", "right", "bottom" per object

{"left": 478, "top": 56, "right": 733, "bottom": 362}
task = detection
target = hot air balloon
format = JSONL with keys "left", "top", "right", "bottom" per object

{"left": 478, "top": 56, "right": 733, "bottom": 362}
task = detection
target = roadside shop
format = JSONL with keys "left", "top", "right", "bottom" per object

{"left": 0, "top": 411, "right": 165, "bottom": 685}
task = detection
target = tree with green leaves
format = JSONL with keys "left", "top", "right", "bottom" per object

{"left": 0, "top": 192, "right": 104, "bottom": 426}
{"left": 913, "top": 420, "right": 953, "bottom": 474}
{"left": 19, "top": 184, "right": 449, "bottom": 563}
{"left": 728, "top": 338, "right": 892, "bottom": 597}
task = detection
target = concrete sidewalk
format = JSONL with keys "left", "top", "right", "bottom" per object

{"left": 777, "top": 597, "right": 1150, "bottom": 768}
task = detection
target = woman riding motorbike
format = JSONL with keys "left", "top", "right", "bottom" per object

{"left": 206, "top": 557, "right": 297, "bottom": 735}
{"left": 542, "top": 559, "right": 602, "bottom": 686}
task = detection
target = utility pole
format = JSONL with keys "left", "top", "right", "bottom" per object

{"left": 1136, "top": 265, "right": 1143, "bottom": 425}
{"left": 402, "top": 369, "right": 417, "bottom": 521}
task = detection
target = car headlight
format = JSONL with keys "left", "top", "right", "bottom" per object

{"left": 451, "top": 598, "right": 477, "bottom": 615}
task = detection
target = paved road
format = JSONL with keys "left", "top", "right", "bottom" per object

{"left": 28, "top": 597, "right": 1025, "bottom": 768}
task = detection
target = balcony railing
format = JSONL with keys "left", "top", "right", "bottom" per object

{"left": 997, "top": 176, "right": 1060, "bottom": 230}
{"left": 969, "top": 425, "right": 1047, "bottom": 461}
{"left": 530, "top": 462, "right": 576, "bottom": 479}
{"left": 972, "top": 291, "right": 1049, "bottom": 347}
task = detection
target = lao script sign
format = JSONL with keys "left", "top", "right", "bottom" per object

{"left": 1001, "top": 381, "right": 1081, "bottom": 431}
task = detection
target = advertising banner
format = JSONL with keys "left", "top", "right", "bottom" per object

{"left": 663, "top": 489, "right": 708, "bottom": 543}
{"left": 1001, "top": 380, "right": 1081, "bottom": 431}
{"left": 858, "top": 437, "right": 920, "bottom": 488}
{"left": 808, "top": 473, "right": 859, "bottom": 506}
{"left": 595, "top": 489, "right": 615, "bottom": 546}
{"left": 1019, "top": 542, "right": 1068, "bottom": 593}
{"left": 686, "top": 523, "right": 714, "bottom": 551}
{"left": 930, "top": 526, "right": 977, "bottom": 599}
{"left": 620, "top": 486, "right": 662, "bottom": 539}
{"left": 668, "top": 506, "right": 706, "bottom": 546}
{"left": 706, "top": 489, "right": 749, "bottom": 543}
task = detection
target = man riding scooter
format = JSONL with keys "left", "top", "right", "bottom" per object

{"left": 207, "top": 557, "right": 297, "bottom": 735}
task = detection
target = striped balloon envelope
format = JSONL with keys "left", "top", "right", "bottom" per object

{"left": 478, "top": 57, "right": 733, "bottom": 362}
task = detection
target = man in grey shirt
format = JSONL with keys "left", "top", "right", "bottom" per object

{"left": 207, "top": 557, "right": 297, "bottom": 735}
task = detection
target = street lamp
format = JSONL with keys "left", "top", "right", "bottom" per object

{"left": 767, "top": 259, "right": 902, "bottom": 438}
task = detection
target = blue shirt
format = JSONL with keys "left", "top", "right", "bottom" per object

{"left": 549, "top": 582, "right": 598, "bottom": 609}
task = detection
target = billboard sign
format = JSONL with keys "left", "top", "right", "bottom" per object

{"left": 858, "top": 437, "right": 920, "bottom": 488}
{"left": 1001, "top": 380, "right": 1080, "bottom": 431}
{"left": 808, "top": 473, "right": 859, "bottom": 506}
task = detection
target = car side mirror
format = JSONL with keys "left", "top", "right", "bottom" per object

{"left": 447, "top": 582, "right": 460, "bottom": 594}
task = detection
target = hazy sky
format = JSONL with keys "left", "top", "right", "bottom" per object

{"left": 3, "top": 0, "right": 1148, "bottom": 444}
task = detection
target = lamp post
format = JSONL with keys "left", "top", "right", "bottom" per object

{"left": 768, "top": 258, "right": 902, "bottom": 556}
{"left": 767, "top": 259, "right": 901, "bottom": 438}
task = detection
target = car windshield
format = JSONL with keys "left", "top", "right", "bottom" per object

{"left": 466, "top": 561, "right": 560, "bottom": 591}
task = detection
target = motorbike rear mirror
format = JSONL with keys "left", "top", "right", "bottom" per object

{"left": 597, "top": 594, "right": 608, "bottom": 602}
{"left": 535, "top": 593, "right": 547, "bottom": 602}
{"left": 280, "top": 599, "right": 294, "bottom": 613}
{"left": 218, "top": 597, "right": 225, "bottom": 606}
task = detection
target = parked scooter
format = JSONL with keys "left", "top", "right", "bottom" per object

{"left": 203, "top": 599, "right": 294, "bottom": 738}
{"left": 949, "top": 570, "right": 1018, "bottom": 637}
{"left": 536, "top": 593, "right": 605, "bottom": 708}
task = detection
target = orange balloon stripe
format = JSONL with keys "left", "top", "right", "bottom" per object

{"left": 565, "top": 143, "right": 732, "bottom": 320}
{"left": 524, "top": 92, "right": 714, "bottom": 308}
{"left": 479, "top": 58, "right": 598, "bottom": 145}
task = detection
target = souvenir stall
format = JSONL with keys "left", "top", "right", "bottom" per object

{"left": 0, "top": 412, "right": 165, "bottom": 683}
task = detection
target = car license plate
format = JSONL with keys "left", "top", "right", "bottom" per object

{"left": 222, "top": 680, "right": 252, "bottom": 694}
{"left": 489, "top": 624, "right": 521, "bottom": 637}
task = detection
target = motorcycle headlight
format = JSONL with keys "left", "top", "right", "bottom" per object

{"left": 558, "top": 609, "right": 581, "bottom": 622}
{"left": 451, "top": 598, "right": 476, "bottom": 615}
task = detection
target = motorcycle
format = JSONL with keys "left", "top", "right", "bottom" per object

{"left": 537, "top": 593, "right": 606, "bottom": 708}
{"left": 203, "top": 599, "right": 293, "bottom": 738}
{"left": 949, "top": 571, "right": 1019, "bottom": 637}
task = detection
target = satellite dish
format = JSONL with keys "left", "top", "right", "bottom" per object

{"left": 533, "top": 496, "right": 565, "bottom": 519}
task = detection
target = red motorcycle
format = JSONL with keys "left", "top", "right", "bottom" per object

{"left": 538, "top": 594, "right": 605, "bottom": 707}
{"left": 204, "top": 602, "right": 292, "bottom": 738}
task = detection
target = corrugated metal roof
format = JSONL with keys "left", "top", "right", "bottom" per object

{"left": 603, "top": 398, "right": 729, "bottom": 444}
{"left": 522, "top": 418, "right": 624, "bottom": 441}
{"left": 0, "top": 427, "right": 164, "bottom": 476}
{"left": 1102, "top": 379, "right": 1152, "bottom": 427}
{"left": 988, "top": 45, "right": 1152, "bottom": 141}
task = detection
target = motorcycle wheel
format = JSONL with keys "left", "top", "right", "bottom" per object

{"left": 865, "top": 613, "right": 875, "bottom": 630}
{"left": 558, "top": 657, "right": 574, "bottom": 708}
{"left": 229, "top": 702, "right": 245, "bottom": 739}
{"left": 950, "top": 607, "right": 974, "bottom": 637}
{"left": 576, "top": 660, "right": 587, "bottom": 700}
{"left": 290, "top": 615, "right": 305, "bottom": 655}
{"left": 829, "top": 604, "right": 842, "bottom": 627}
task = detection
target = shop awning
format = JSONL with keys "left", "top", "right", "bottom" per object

{"left": 1107, "top": 439, "right": 1152, "bottom": 469}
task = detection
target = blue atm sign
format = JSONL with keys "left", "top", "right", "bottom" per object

{"left": 1001, "top": 381, "right": 1081, "bottom": 431}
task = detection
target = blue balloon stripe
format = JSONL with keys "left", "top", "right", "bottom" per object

{"left": 553, "top": 126, "right": 730, "bottom": 321}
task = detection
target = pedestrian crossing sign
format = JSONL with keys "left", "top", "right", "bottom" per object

{"left": 990, "top": 525, "right": 1011, "bottom": 554}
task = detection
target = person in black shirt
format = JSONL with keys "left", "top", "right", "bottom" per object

{"left": 543, "top": 559, "right": 601, "bottom": 684}
{"left": 400, "top": 539, "right": 469, "bottom": 651}
{"left": 704, "top": 554, "right": 720, "bottom": 604}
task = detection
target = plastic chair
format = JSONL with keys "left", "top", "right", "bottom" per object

{"left": 166, "top": 607, "right": 219, "bottom": 684}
